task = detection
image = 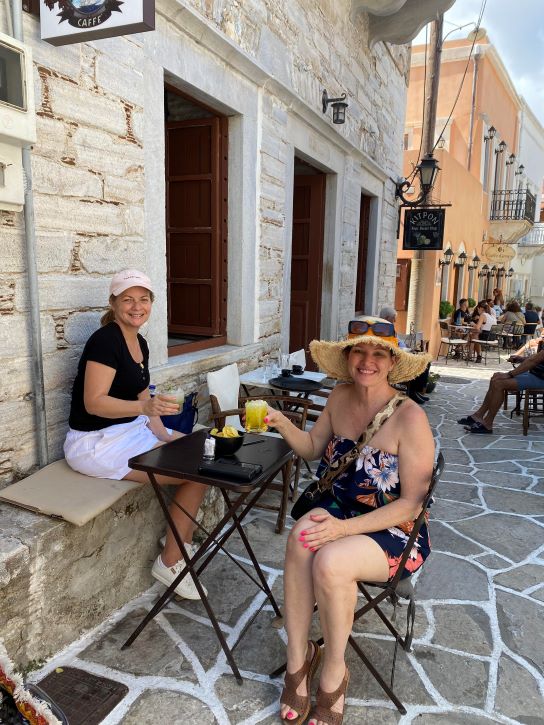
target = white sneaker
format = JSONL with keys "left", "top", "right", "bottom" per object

{"left": 151, "top": 552, "right": 207, "bottom": 601}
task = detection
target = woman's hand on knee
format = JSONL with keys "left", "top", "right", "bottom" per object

{"left": 298, "top": 513, "right": 348, "bottom": 551}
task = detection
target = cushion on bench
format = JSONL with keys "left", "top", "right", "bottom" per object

{"left": 0, "top": 460, "right": 139, "bottom": 527}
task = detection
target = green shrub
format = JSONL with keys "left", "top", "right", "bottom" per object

{"left": 439, "top": 300, "right": 454, "bottom": 319}
{"left": 468, "top": 297, "right": 476, "bottom": 308}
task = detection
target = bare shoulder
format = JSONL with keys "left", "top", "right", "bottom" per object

{"left": 327, "top": 382, "right": 354, "bottom": 405}
{"left": 396, "top": 397, "right": 431, "bottom": 428}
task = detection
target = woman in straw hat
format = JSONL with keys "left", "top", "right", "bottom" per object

{"left": 64, "top": 269, "right": 208, "bottom": 602}
{"left": 266, "top": 317, "right": 435, "bottom": 725}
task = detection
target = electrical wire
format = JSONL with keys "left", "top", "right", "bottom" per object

{"left": 432, "top": 0, "right": 488, "bottom": 154}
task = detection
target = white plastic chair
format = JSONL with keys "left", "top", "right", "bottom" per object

{"left": 206, "top": 363, "right": 241, "bottom": 429}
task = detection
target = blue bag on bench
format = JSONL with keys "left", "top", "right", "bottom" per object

{"left": 161, "top": 391, "right": 199, "bottom": 434}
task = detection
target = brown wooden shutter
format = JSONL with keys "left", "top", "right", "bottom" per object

{"left": 355, "top": 194, "right": 371, "bottom": 314}
{"left": 166, "top": 117, "right": 227, "bottom": 337}
{"left": 395, "top": 259, "right": 411, "bottom": 311}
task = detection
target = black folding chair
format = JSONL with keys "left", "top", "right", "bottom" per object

{"left": 270, "top": 452, "right": 445, "bottom": 715}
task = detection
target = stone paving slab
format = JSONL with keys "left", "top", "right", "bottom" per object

{"left": 28, "top": 360, "right": 544, "bottom": 724}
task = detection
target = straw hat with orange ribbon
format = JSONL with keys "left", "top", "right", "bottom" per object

{"left": 309, "top": 316, "right": 432, "bottom": 384}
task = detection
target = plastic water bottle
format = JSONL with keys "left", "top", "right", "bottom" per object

{"left": 149, "top": 384, "right": 156, "bottom": 397}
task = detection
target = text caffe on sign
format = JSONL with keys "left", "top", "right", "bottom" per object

{"left": 41, "top": 0, "right": 155, "bottom": 46}
{"left": 402, "top": 208, "right": 445, "bottom": 251}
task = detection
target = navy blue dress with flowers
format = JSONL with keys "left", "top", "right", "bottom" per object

{"left": 315, "top": 436, "right": 431, "bottom": 580}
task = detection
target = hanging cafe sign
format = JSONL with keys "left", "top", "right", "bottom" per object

{"left": 402, "top": 208, "right": 446, "bottom": 251}
{"left": 482, "top": 242, "right": 515, "bottom": 265}
{"left": 41, "top": 0, "right": 155, "bottom": 46}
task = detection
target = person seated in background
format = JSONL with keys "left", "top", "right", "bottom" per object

{"left": 492, "top": 289, "right": 504, "bottom": 317}
{"left": 451, "top": 299, "right": 470, "bottom": 326}
{"left": 522, "top": 302, "right": 540, "bottom": 345}
{"left": 477, "top": 302, "right": 497, "bottom": 341}
{"left": 469, "top": 301, "right": 487, "bottom": 363}
{"left": 378, "top": 306, "right": 430, "bottom": 404}
{"left": 507, "top": 330, "right": 544, "bottom": 363}
{"left": 499, "top": 300, "right": 525, "bottom": 326}
{"left": 458, "top": 347, "right": 544, "bottom": 434}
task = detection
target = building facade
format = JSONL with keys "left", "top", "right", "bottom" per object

{"left": 0, "top": 0, "right": 454, "bottom": 484}
{"left": 396, "top": 34, "right": 544, "bottom": 354}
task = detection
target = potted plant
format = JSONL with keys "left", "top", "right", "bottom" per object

{"left": 468, "top": 297, "right": 476, "bottom": 309}
{"left": 425, "top": 371, "right": 440, "bottom": 394}
{"left": 439, "top": 300, "right": 454, "bottom": 320}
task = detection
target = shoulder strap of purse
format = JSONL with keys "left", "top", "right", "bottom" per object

{"left": 317, "top": 391, "right": 407, "bottom": 493}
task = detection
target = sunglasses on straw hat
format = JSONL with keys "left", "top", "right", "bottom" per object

{"left": 348, "top": 320, "right": 396, "bottom": 338}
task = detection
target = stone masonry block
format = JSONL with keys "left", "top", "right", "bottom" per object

{"left": 35, "top": 230, "right": 75, "bottom": 273}
{"left": 95, "top": 53, "right": 144, "bottom": 107}
{"left": 48, "top": 77, "right": 127, "bottom": 137}
{"left": 34, "top": 195, "right": 127, "bottom": 236}
{"left": 63, "top": 311, "right": 102, "bottom": 346}
{"left": 0, "top": 228, "right": 25, "bottom": 273}
{"left": 0, "top": 356, "right": 32, "bottom": 407}
{"left": 32, "top": 156, "right": 103, "bottom": 200}
{"left": 72, "top": 127, "right": 143, "bottom": 177}
{"left": 34, "top": 115, "right": 69, "bottom": 163}
{"left": 103, "top": 175, "right": 144, "bottom": 205}
{"left": 78, "top": 236, "right": 145, "bottom": 274}
{"left": 14, "top": 275, "right": 108, "bottom": 313}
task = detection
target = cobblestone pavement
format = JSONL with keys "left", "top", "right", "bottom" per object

{"left": 30, "top": 360, "right": 544, "bottom": 724}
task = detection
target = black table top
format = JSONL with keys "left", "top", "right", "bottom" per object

{"left": 128, "top": 429, "right": 293, "bottom": 492}
{"left": 268, "top": 376, "right": 323, "bottom": 393}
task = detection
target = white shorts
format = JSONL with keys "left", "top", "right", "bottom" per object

{"left": 64, "top": 416, "right": 161, "bottom": 480}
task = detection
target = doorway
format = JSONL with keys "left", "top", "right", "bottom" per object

{"left": 355, "top": 194, "right": 371, "bottom": 314}
{"left": 289, "top": 158, "right": 326, "bottom": 367}
{"left": 164, "top": 86, "right": 228, "bottom": 355}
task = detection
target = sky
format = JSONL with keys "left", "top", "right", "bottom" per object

{"left": 414, "top": 0, "right": 544, "bottom": 127}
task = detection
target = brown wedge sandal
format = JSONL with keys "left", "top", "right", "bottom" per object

{"left": 308, "top": 667, "right": 350, "bottom": 725}
{"left": 280, "top": 640, "right": 321, "bottom": 724}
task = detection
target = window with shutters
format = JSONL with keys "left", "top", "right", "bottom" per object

{"left": 165, "top": 86, "right": 228, "bottom": 355}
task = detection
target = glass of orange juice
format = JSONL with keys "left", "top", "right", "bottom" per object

{"left": 245, "top": 400, "right": 268, "bottom": 433}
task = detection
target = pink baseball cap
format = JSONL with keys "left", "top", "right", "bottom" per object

{"left": 109, "top": 269, "right": 154, "bottom": 297}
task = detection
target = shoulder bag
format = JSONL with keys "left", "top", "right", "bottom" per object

{"left": 291, "top": 392, "right": 407, "bottom": 520}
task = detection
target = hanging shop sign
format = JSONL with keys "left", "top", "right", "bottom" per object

{"left": 482, "top": 242, "right": 515, "bottom": 265}
{"left": 402, "top": 208, "right": 445, "bottom": 251}
{"left": 41, "top": 0, "right": 155, "bottom": 46}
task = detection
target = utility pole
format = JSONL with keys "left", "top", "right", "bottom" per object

{"left": 406, "top": 14, "right": 443, "bottom": 333}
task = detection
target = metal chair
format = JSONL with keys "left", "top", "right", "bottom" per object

{"left": 270, "top": 452, "right": 445, "bottom": 715}
{"left": 437, "top": 321, "right": 469, "bottom": 363}
{"left": 478, "top": 324, "right": 502, "bottom": 365}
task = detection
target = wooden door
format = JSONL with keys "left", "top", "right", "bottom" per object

{"left": 395, "top": 259, "right": 411, "bottom": 311}
{"left": 165, "top": 117, "right": 227, "bottom": 336}
{"left": 290, "top": 174, "right": 326, "bottom": 365}
{"left": 355, "top": 194, "right": 371, "bottom": 314}
{"left": 452, "top": 265, "right": 460, "bottom": 307}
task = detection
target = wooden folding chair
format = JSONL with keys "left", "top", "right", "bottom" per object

{"left": 270, "top": 452, "right": 445, "bottom": 715}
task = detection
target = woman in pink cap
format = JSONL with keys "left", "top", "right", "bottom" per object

{"left": 64, "top": 269, "right": 208, "bottom": 601}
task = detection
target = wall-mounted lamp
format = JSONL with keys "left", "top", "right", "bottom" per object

{"left": 507, "top": 267, "right": 514, "bottom": 277}
{"left": 484, "top": 126, "right": 497, "bottom": 141}
{"left": 322, "top": 90, "right": 348, "bottom": 124}
{"left": 490, "top": 265, "right": 497, "bottom": 278}
{"left": 395, "top": 154, "right": 441, "bottom": 207}
{"left": 439, "top": 248, "right": 454, "bottom": 267}
{"left": 495, "top": 140, "right": 507, "bottom": 154}
{"left": 468, "top": 254, "right": 481, "bottom": 271}
{"left": 454, "top": 251, "right": 468, "bottom": 267}
{"left": 506, "top": 153, "right": 516, "bottom": 166}
{"left": 437, "top": 136, "right": 446, "bottom": 149}
{"left": 515, "top": 164, "right": 525, "bottom": 176}
{"left": 478, "top": 263, "right": 489, "bottom": 278}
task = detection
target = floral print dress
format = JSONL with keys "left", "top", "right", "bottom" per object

{"left": 314, "top": 436, "right": 431, "bottom": 580}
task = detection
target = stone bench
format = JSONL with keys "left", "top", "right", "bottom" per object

{"left": 0, "top": 460, "right": 167, "bottom": 669}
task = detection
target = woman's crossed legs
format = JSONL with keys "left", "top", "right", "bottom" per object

{"left": 281, "top": 508, "right": 389, "bottom": 724}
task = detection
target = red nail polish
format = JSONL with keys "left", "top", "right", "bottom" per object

{"left": 300, "top": 530, "right": 307, "bottom": 535}
{"left": 311, "top": 547, "right": 316, "bottom": 552}
{"left": 303, "top": 543, "right": 308, "bottom": 548}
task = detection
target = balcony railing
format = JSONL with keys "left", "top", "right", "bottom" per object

{"left": 518, "top": 223, "right": 544, "bottom": 247}
{"left": 490, "top": 189, "right": 536, "bottom": 223}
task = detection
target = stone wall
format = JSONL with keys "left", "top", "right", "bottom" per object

{"left": 0, "top": 0, "right": 409, "bottom": 485}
